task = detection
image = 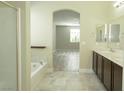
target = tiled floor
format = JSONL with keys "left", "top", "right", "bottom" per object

{"left": 32, "top": 49, "right": 106, "bottom": 91}
{"left": 34, "top": 71, "right": 106, "bottom": 91}
{"left": 53, "top": 49, "right": 79, "bottom": 71}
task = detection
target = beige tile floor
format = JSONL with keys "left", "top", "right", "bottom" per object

{"left": 33, "top": 71, "right": 106, "bottom": 91}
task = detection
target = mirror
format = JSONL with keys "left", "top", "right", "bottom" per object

{"left": 96, "top": 24, "right": 108, "bottom": 42}
{"left": 108, "top": 24, "right": 120, "bottom": 42}
{"left": 96, "top": 24, "right": 120, "bottom": 43}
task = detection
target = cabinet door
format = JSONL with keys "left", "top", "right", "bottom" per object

{"left": 93, "top": 52, "right": 97, "bottom": 74}
{"left": 112, "top": 63, "right": 122, "bottom": 91}
{"left": 103, "top": 57, "right": 112, "bottom": 91}
{"left": 97, "top": 54, "right": 103, "bottom": 81}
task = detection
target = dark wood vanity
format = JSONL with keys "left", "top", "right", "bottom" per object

{"left": 93, "top": 51, "right": 123, "bottom": 91}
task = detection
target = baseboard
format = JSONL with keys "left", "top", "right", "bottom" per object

{"left": 79, "top": 69, "right": 94, "bottom": 73}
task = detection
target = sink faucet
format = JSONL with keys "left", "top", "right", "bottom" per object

{"left": 109, "top": 48, "right": 115, "bottom": 52}
{"left": 107, "top": 41, "right": 115, "bottom": 52}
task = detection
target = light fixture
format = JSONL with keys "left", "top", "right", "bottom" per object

{"left": 113, "top": 1, "right": 124, "bottom": 8}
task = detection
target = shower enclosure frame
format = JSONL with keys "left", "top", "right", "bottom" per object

{"left": 0, "top": 1, "right": 21, "bottom": 90}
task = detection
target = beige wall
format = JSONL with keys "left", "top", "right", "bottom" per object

{"left": 108, "top": 2, "right": 124, "bottom": 21}
{"left": 107, "top": 3, "right": 124, "bottom": 50}
{"left": 8, "top": 1, "right": 31, "bottom": 90}
{"left": 31, "top": 1, "right": 109, "bottom": 70}
{"left": 93, "top": 2, "right": 124, "bottom": 51}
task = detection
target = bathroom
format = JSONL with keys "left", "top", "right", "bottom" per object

{"left": 0, "top": 1, "right": 124, "bottom": 91}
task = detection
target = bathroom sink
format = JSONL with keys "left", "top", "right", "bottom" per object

{"left": 100, "top": 49, "right": 117, "bottom": 54}
{"left": 100, "top": 50, "right": 110, "bottom": 53}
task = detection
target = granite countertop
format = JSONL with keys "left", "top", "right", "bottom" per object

{"left": 93, "top": 48, "right": 124, "bottom": 67}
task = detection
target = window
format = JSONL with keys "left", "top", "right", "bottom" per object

{"left": 70, "top": 28, "right": 80, "bottom": 43}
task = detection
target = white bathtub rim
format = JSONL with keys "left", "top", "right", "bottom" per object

{"left": 31, "top": 62, "right": 47, "bottom": 78}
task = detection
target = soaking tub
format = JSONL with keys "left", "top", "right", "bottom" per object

{"left": 31, "top": 60, "right": 47, "bottom": 90}
{"left": 31, "top": 61, "right": 46, "bottom": 78}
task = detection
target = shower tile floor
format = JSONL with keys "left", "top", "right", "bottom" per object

{"left": 53, "top": 49, "right": 80, "bottom": 72}
{"left": 33, "top": 71, "right": 106, "bottom": 91}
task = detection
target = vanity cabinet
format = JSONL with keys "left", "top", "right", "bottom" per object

{"left": 97, "top": 54, "right": 103, "bottom": 81}
{"left": 93, "top": 52, "right": 98, "bottom": 74}
{"left": 112, "top": 63, "right": 122, "bottom": 91}
{"left": 103, "top": 57, "right": 112, "bottom": 91}
{"left": 92, "top": 51, "right": 123, "bottom": 91}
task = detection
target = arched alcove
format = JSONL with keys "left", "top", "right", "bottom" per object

{"left": 53, "top": 9, "right": 80, "bottom": 72}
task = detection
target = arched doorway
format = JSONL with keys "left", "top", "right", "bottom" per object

{"left": 53, "top": 9, "right": 80, "bottom": 72}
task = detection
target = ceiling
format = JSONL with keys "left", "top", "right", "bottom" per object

{"left": 53, "top": 10, "right": 80, "bottom": 26}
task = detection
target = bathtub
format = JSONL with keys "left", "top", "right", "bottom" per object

{"left": 31, "top": 61, "right": 46, "bottom": 78}
{"left": 31, "top": 60, "right": 47, "bottom": 90}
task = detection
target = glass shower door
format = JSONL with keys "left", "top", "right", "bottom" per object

{"left": 0, "top": 2, "right": 18, "bottom": 90}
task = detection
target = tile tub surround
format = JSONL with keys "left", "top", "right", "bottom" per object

{"left": 93, "top": 48, "right": 124, "bottom": 90}
{"left": 32, "top": 71, "right": 106, "bottom": 91}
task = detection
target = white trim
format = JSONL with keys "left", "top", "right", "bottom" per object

{"left": 55, "top": 23, "right": 80, "bottom": 27}
{"left": 17, "top": 8, "right": 21, "bottom": 91}
{"left": 31, "top": 62, "right": 47, "bottom": 78}
{"left": 1, "top": 1, "right": 18, "bottom": 10}
{"left": 79, "top": 69, "right": 94, "bottom": 73}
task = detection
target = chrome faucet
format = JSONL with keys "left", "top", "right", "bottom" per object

{"left": 109, "top": 47, "right": 115, "bottom": 52}
{"left": 107, "top": 42, "right": 115, "bottom": 52}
